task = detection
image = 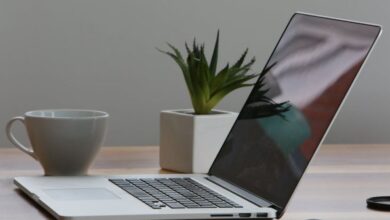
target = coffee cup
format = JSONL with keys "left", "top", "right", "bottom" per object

{"left": 6, "top": 109, "right": 109, "bottom": 176}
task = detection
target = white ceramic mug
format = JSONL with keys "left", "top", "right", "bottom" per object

{"left": 6, "top": 109, "right": 109, "bottom": 176}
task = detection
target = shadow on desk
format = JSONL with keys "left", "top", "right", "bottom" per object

{"left": 14, "top": 188, "right": 54, "bottom": 219}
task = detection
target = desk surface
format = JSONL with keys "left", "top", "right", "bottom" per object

{"left": 1, "top": 144, "right": 389, "bottom": 220}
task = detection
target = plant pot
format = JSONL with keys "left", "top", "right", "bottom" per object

{"left": 160, "top": 109, "right": 238, "bottom": 173}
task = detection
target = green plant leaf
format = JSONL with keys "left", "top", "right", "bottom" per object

{"left": 232, "top": 48, "right": 248, "bottom": 69}
{"left": 187, "top": 51, "right": 203, "bottom": 104}
{"left": 185, "top": 42, "right": 191, "bottom": 55}
{"left": 209, "top": 63, "right": 230, "bottom": 94}
{"left": 157, "top": 47, "right": 194, "bottom": 96}
{"left": 236, "top": 57, "right": 256, "bottom": 75}
{"left": 211, "top": 74, "right": 258, "bottom": 97}
{"left": 199, "top": 48, "right": 211, "bottom": 100}
{"left": 209, "top": 30, "right": 219, "bottom": 75}
{"left": 207, "top": 83, "right": 252, "bottom": 110}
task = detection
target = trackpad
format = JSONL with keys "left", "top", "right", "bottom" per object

{"left": 44, "top": 188, "right": 120, "bottom": 201}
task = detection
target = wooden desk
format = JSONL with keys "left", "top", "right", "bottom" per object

{"left": 0, "top": 145, "right": 389, "bottom": 220}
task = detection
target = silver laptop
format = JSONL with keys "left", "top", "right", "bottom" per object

{"left": 14, "top": 13, "right": 381, "bottom": 220}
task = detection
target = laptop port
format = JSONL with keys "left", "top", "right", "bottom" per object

{"left": 256, "top": 212, "right": 268, "bottom": 217}
{"left": 210, "top": 214, "right": 234, "bottom": 217}
{"left": 239, "top": 213, "right": 251, "bottom": 218}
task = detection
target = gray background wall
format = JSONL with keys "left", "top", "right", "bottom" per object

{"left": 0, "top": 0, "right": 389, "bottom": 147}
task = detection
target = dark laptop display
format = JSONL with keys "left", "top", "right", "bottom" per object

{"left": 209, "top": 13, "right": 381, "bottom": 214}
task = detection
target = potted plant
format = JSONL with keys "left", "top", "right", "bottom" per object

{"left": 158, "top": 31, "right": 260, "bottom": 173}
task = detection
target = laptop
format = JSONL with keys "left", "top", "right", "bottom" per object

{"left": 14, "top": 13, "right": 381, "bottom": 219}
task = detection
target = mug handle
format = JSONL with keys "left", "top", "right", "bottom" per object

{"left": 6, "top": 116, "right": 37, "bottom": 160}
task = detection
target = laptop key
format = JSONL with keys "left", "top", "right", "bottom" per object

{"left": 200, "top": 204, "right": 217, "bottom": 208}
{"left": 139, "top": 197, "right": 158, "bottom": 202}
{"left": 166, "top": 202, "right": 185, "bottom": 209}
{"left": 184, "top": 204, "right": 201, "bottom": 208}
{"left": 215, "top": 204, "right": 233, "bottom": 208}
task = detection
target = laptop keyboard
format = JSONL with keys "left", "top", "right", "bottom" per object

{"left": 109, "top": 178, "right": 243, "bottom": 209}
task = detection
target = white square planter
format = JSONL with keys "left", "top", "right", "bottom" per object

{"left": 160, "top": 109, "right": 238, "bottom": 173}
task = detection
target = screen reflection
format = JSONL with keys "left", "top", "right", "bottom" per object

{"left": 209, "top": 14, "right": 380, "bottom": 208}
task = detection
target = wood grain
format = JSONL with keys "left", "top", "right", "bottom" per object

{"left": 0, "top": 145, "right": 389, "bottom": 220}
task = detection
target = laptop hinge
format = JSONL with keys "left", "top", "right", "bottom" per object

{"left": 206, "top": 175, "right": 280, "bottom": 211}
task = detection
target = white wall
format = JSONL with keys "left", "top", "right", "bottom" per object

{"left": 0, "top": 0, "right": 389, "bottom": 147}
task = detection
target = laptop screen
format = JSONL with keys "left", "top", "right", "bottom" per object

{"left": 209, "top": 13, "right": 381, "bottom": 211}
